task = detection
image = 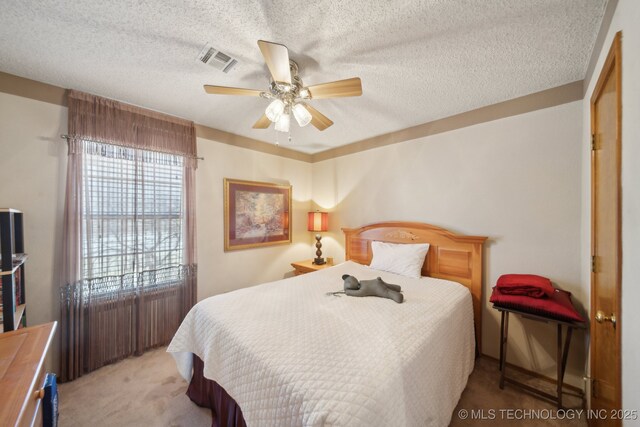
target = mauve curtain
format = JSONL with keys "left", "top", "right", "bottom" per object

{"left": 66, "top": 90, "right": 197, "bottom": 157}
{"left": 60, "top": 90, "right": 197, "bottom": 382}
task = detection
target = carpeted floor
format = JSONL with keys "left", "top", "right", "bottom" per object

{"left": 59, "top": 348, "right": 210, "bottom": 427}
{"left": 451, "top": 359, "right": 585, "bottom": 427}
{"left": 58, "top": 348, "right": 586, "bottom": 427}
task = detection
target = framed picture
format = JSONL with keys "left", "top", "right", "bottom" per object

{"left": 224, "top": 178, "right": 292, "bottom": 251}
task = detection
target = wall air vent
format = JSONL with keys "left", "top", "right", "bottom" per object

{"left": 197, "top": 43, "right": 238, "bottom": 73}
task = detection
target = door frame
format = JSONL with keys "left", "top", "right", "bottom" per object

{"left": 589, "top": 31, "right": 622, "bottom": 411}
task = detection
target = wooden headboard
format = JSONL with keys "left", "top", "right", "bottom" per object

{"left": 342, "top": 222, "right": 487, "bottom": 353}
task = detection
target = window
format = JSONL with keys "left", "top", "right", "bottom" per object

{"left": 81, "top": 141, "right": 185, "bottom": 287}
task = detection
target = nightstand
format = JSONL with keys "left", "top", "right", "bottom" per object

{"left": 291, "top": 259, "right": 334, "bottom": 276}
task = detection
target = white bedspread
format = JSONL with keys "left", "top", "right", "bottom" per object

{"left": 168, "top": 261, "right": 474, "bottom": 427}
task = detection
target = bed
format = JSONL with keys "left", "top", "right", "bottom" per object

{"left": 168, "top": 222, "right": 487, "bottom": 427}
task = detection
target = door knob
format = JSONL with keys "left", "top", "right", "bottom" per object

{"left": 595, "top": 310, "right": 616, "bottom": 326}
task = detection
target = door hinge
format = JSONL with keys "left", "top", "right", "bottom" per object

{"left": 591, "top": 134, "right": 601, "bottom": 151}
{"left": 591, "top": 255, "right": 597, "bottom": 273}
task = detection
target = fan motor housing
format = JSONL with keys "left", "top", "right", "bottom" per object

{"left": 269, "top": 60, "right": 304, "bottom": 100}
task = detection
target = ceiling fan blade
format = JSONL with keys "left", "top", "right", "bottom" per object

{"left": 252, "top": 114, "right": 272, "bottom": 129}
{"left": 307, "top": 77, "right": 362, "bottom": 99}
{"left": 257, "top": 40, "right": 292, "bottom": 84}
{"left": 303, "top": 104, "right": 333, "bottom": 131}
{"left": 204, "top": 85, "right": 263, "bottom": 96}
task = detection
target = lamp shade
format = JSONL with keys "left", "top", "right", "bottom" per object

{"left": 275, "top": 113, "right": 290, "bottom": 133}
{"left": 307, "top": 211, "right": 328, "bottom": 232}
{"left": 292, "top": 103, "right": 312, "bottom": 127}
{"left": 265, "top": 99, "right": 285, "bottom": 122}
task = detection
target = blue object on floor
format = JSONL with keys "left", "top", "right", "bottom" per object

{"left": 43, "top": 373, "right": 58, "bottom": 427}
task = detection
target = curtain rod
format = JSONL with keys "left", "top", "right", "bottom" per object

{"left": 60, "top": 134, "right": 204, "bottom": 161}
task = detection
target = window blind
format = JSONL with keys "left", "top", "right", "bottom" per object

{"left": 81, "top": 140, "right": 184, "bottom": 283}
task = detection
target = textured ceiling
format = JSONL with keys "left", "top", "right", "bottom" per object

{"left": 0, "top": 1, "right": 605, "bottom": 154}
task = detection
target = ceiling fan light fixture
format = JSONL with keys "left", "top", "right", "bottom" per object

{"left": 292, "top": 103, "right": 312, "bottom": 127}
{"left": 275, "top": 113, "right": 290, "bottom": 133}
{"left": 299, "top": 88, "right": 310, "bottom": 99}
{"left": 265, "top": 99, "right": 285, "bottom": 122}
{"left": 203, "top": 40, "right": 362, "bottom": 137}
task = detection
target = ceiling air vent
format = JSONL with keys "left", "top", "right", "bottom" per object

{"left": 197, "top": 43, "right": 238, "bottom": 73}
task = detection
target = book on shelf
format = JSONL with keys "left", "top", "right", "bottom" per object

{"left": 15, "top": 266, "right": 21, "bottom": 304}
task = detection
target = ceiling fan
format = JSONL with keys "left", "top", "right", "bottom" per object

{"left": 204, "top": 40, "right": 362, "bottom": 133}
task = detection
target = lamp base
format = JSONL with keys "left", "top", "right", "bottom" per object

{"left": 313, "top": 233, "right": 325, "bottom": 265}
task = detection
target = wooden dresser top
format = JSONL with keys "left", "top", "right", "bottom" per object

{"left": 0, "top": 322, "right": 57, "bottom": 425}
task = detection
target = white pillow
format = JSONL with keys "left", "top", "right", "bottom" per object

{"left": 369, "top": 241, "right": 430, "bottom": 278}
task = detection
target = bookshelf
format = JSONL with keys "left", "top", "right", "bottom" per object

{"left": 0, "top": 209, "right": 27, "bottom": 332}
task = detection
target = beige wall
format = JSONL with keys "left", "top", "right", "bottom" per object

{"left": 581, "top": 0, "right": 640, "bottom": 416}
{"left": 0, "top": 91, "right": 314, "bottom": 374}
{"left": 0, "top": 92, "right": 67, "bottom": 372}
{"left": 195, "top": 138, "right": 312, "bottom": 300}
{"left": 0, "top": 92, "right": 68, "bottom": 326}
{"left": 312, "top": 100, "right": 586, "bottom": 387}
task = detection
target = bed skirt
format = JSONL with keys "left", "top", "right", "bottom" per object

{"left": 186, "top": 354, "right": 247, "bottom": 427}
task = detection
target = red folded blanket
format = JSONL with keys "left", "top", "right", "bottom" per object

{"left": 496, "top": 274, "right": 554, "bottom": 298}
{"left": 490, "top": 287, "right": 585, "bottom": 323}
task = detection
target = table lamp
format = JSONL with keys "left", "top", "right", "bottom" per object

{"left": 308, "top": 211, "right": 328, "bottom": 265}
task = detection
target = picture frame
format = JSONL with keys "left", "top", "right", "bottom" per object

{"left": 224, "top": 178, "right": 292, "bottom": 251}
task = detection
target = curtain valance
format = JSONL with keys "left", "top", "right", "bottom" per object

{"left": 67, "top": 90, "right": 197, "bottom": 158}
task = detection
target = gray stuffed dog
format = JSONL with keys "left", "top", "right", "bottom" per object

{"left": 341, "top": 274, "right": 404, "bottom": 303}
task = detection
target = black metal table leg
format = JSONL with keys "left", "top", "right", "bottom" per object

{"left": 499, "top": 311, "right": 509, "bottom": 389}
{"left": 557, "top": 323, "right": 563, "bottom": 408}
{"left": 559, "top": 326, "right": 574, "bottom": 407}
{"left": 499, "top": 311, "right": 505, "bottom": 365}
{"left": 560, "top": 327, "right": 573, "bottom": 378}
